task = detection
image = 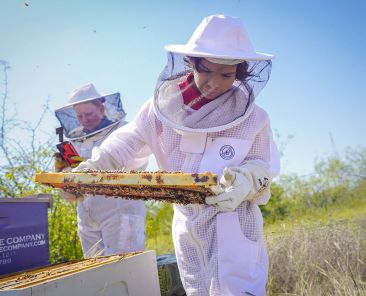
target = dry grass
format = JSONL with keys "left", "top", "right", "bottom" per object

{"left": 266, "top": 219, "right": 366, "bottom": 295}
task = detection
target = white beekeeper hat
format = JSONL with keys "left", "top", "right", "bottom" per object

{"left": 66, "top": 83, "right": 107, "bottom": 106}
{"left": 165, "top": 14, "right": 273, "bottom": 61}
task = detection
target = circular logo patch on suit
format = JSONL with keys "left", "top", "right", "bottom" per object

{"left": 219, "top": 145, "right": 235, "bottom": 160}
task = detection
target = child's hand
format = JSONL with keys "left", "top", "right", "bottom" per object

{"left": 70, "top": 156, "right": 87, "bottom": 168}
{"left": 54, "top": 153, "right": 86, "bottom": 172}
{"left": 54, "top": 152, "right": 68, "bottom": 172}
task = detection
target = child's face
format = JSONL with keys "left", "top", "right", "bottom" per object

{"left": 193, "top": 59, "right": 237, "bottom": 100}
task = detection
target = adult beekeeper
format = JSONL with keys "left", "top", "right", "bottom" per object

{"left": 67, "top": 15, "right": 280, "bottom": 295}
{"left": 54, "top": 83, "right": 148, "bottom": 257}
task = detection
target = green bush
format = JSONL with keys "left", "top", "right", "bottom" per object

{"left": 261, "top": 183, "right": 291, "bottom": 224}
{"left": 48, "top": 190, "right": 83, "bottom": 263}
{"left": 146, "top": 201, "right": 174, "bottom": 254}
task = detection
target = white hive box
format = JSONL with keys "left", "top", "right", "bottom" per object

{"left": 0, "top": 251, "right": 160, "bottom": 296}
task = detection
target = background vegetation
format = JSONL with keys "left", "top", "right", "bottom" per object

{"left": 1, "top": 60, "right": 365, "bottom": 294}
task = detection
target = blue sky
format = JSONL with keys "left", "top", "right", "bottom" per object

{"left": 1, "top": 0, "right": 365, "bottom": 175}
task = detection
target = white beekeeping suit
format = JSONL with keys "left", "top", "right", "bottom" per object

{"left": 55, "top": 83, "right": 147, "bottom": 257}
{"left": 76, "top": 15, "right": 280, "bottom": 296}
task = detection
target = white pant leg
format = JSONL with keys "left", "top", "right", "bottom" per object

{"left": 77, "top": 199, "right": 105, "bottom": 257}
{"left": 101, "top": 211, "right": 146, "bottom": 255}
{"left": 88, "top": 196, "right": 146, "bottom": 255}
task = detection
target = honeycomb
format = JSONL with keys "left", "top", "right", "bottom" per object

{"left": 35, "top": 170, "right": 217, "bottom": 204}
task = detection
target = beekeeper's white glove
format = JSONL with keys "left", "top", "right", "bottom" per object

{"left": 205, "top": 161, "right": 271, "bottom": 212}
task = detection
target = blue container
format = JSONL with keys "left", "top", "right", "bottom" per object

{"left": 0, "top": 194, "right": 52, "bottom": 276}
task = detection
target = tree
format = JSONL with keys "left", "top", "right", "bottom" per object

{"left": 0, "top": 60, "right": 82, "bottom": 262}
{"left": 0, "top": 60, "right": 54, "bottom": 196}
